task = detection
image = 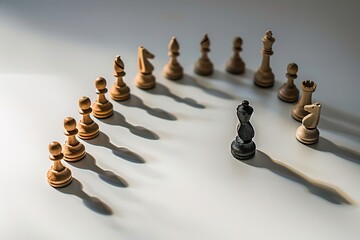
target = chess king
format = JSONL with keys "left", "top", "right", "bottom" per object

{"left": 231, "top": 100, "right": 256, "bottom": 160}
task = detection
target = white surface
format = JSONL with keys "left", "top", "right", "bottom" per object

{"left": 1, "top": 1, "right": 360, "bottom": 239}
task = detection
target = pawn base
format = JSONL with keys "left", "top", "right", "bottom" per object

{"left": 109, "top": 85, "right": 130, "bottom": 101}
{"left": 135, "top": 73, "right": 156, "bottom": 89}
{"left": 163, "top": 63, "right": 183, "bottom": 80}
{"left": 47, "top": 166, "right": 73, "bottom": 188}
{"left": 231, "top": 137, "right": 256, "bottom": 160}
{"left": 278, "top": 84, "right": 299, "bottom": 103}
{"left": 77, "top": 121, "right": 99, "bottom": 140}
{"left": 254, "top": 69, "right": 274, "bottom": 88}
{"left": 194, "top": 59, "right": 213, "bottom": 76}
{"left": 226, "top": 59, "right": 245, "bottom": 75}
{"left": 63, "top": 142, "right": 86, "bottom": 162}
{"left": 296, "top": 125, "right": 319, "bottom": 145}
{"left": 92, "top": 102, "right": 113, "bottom": 119}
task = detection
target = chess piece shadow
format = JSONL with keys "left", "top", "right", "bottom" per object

{"left": 172, "top": 74, "right": 234, "bottom": 100}
{"left": 308, "top": 137, "right": 360, "bottom": 165}
{"left": 147, "top": 82, "right": 205, "bottom": 109}
{"left": 68, "top": 153, "right": 128, "bottom": 187}
{"left": 56, "top": 178, "right": 113, "bottom": 215}
{"left": 118, "top": 93, "right": 177, "bottom": 121}
{"left": 100, "top": 110, "right": 159, "bottom": 140}
{"left": 84, "top": 131, "right": 145, "bottom": 164}
{"left": 243, "top": 150, "right": 354, "bottom": 205}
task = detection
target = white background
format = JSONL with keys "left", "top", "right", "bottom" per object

{"left": 0, "top": 1, "right": 360, "bottom": 239}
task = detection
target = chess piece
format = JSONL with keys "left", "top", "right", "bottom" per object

{"left": 47, "top": 141, "right": 73, "bottom": 188}
{"left": 62, "top": 117, "right": 86, "bottom": 162}
{"left": 92, "top": 77, "right": 113, "bottom": 118}
{"left": 226, "top": 37, "right": 245, "bottom": 75}
{"left": 135, "top": 46, "right": 156, "bottom": 89}
{"left": 77, "top": 96, "right": 99, "bottom": 139}
{"left": 254, "top": 30, "right": 275, "bottom": 88}
{"left": 231, "top": 100, "right": 256, "bottom": 160}
{"left": 163, "top": 37, "right": 183, "bottom": 80}
{"left": 109, "top": 55, "right": 130, "bottom": 101}
{"left": 278, "top": 63, "right": 299, "bottom": 102}
{"left": 296, "top": 102, "right": 322, "bottom": 144}
{"left": 292, "top": 80, "right": 317, "bottom": 122}
{"left": 194, "top": 34, "right": 213, "bottom": 76}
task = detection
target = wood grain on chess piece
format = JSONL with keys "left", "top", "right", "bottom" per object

{"left": 163, "top": 37, "right": 183, "bottom": 80}
{"left": 194, "top": 34, "right": 213, "bottom": 76}
{"left": 63, "top": 117, "right": 86, "bottom": 162}
{"left": 278, "top": 63, "right": 299, "bottom": 102}
{"left": 92, "top": 77, "right": 113, "bottom": 119}
{"left": 77, "top": 96, "right": 99, "bottom": 140}
{"left": 296, "top": 102, "right": 322, "bottom": 144}
{"left": 110, "top": 55, "right": 130, "bottom": 101}
{"left": 292, "top": 80, "right": 317, "bottom": 122}
{"left": 226, "top": 37, "right": 245, "bottom": 75}
{"left": 47, "top": 141, "right": 73, "bottom": 188}
{"left": 135, "top": 46, "right": 156, "bottom": 89}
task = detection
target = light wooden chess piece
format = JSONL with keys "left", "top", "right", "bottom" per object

{"left": 194, "top": 34, "right": 213, "bottom": 76}
{"left": 109, "top": 55, "right": 130, "bottom": 101}
{"left": 63, "top": 117, "right": 86, "bottom": 162}
{"left": 292, "top": 80, "right": 317, "bottom": 122}
{"left": 226, "top": 37, "right": 245, "bottom": 75}
{"left": 77, "top": 96, "right": 99, "bottom": 139}
{"left": 296, "top": 102, "right": 322, "bottom": 144}
{"left": 254, "top": 30, "right": 275, "bottom": 88}
{"left": 163, "top": 37, "right": 183, "bottom": 80}
{"left": 278, "top": 63, "right": 299, "bottom": 103}
{"left": 92, "top": 77, "right": 113, "bottom": 119}
{"left": 135, "top": 46, "right": 156, "bottom": 89}
{"left": 47, "top": 141, "right": 73, "bottom": 188}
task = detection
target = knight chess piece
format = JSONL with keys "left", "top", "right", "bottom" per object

{"left": 135, "top": 46, "right": 156, "bottom": 89}
{"left": 296, "top": 102, "right": 322, "bottom": 144}
{"left": 47, "top": 141, "right": 73, "bottom": 188}
{"left": 292, "top": 80, "right": 317, "bottom": 122}
{"left": 77, "top": 96, "right": 99, "bottom": 140}
{"left": 254, "top": 30, "right": 275, "bottom": 88}
{"left": 278, "top": 63, "right": 299, "bottom": 103}
{"left": 163, "top": 37, "right": 183, "bottom": 80}
{"left": 231, "top": 100, "right": 256, "bottom": 160}
{"left": 92, "top": 77, "right": 113, "bottom": 119}
{"left": 109, "top": 55, "right": 130, "bottom": 101}
{"left": 226, "top": 37, "right": 245, "bottom": 75}
{"left": 62, "top": 117, "right": 86, "bottom": 162}
{"left": 194, "top": 34, "right": 213, "bottom": 76}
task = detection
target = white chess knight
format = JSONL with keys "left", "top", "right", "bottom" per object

{"left": 296, "top": 102, "right": 322, "bottom": 144}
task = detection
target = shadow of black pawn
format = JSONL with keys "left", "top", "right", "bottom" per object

{"left": 100, "top": 110, "right": 159, "bottom": 140}
{"left": 57, "top": 178, "right": 113, "bottom": 215}
{"left": 84, "top": 131, "right": 145, "bottom": 164}
{"left": 68, "top": 153, "right": 128, "bottom": 187}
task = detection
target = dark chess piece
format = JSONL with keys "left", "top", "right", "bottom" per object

{"left": 226, "top": 37, "right": 245, "bottom": 75}
{"left": 278, "top": 63, "right": 299, "bottom": 103}
{"left": 194, "top": 34, "right": 213, "bottom": 76}
{"left": 231, "top": 100, "right": 256, "bottom": 160}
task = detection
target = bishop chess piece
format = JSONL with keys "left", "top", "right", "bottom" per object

{"left": 278, "top": 63, "right": 299, "bottom": 102}
{"left": 231, "top": 100, "right": 256, "bottom": 160}
{"left": 296, "top": 102, "right": 322, "bottom": 144}
{"left": 63, "top": 117, "right": 86, "bottom": 162}
{"left": 77, "top": 96, "right": 99, "bottom": 140}
{"left": 135, "top": 46, "right": 156, "bottom": 89}
{"left": 163, "top": 37, "right": 183, "bottom": 80}
{"left": 47, "top": 141, "right": 73, "bottom": 188}
{"left": 110, "top": 55, "right": 130, "bottom": 101}
{"left": 254, "top": 30, "right": 275, "bottom": 88}
{"left": 292, "top": 80, "right": 317, "bottom": 122}
{"left": 92, "top": 77, "right": 113, "bottom": 119}
{"left": 226, "top": 37, "right": 245, "bottom": 75}
{"left": 194, "top": 34, "right": 213, "bottom": 76}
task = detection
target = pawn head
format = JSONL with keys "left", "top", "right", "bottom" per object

{"left": 49, "top": 141, "right": 62, "bottom": 156}
{"left": 233, "top": 37, "right": 243, "bottom": 48}
{"left": 95, "top": 77, "right": 107, "bottom": 90}
{"left": 79, "top": 96, "right": 91, "bottom": 110}
{"left": 287, "top": 63, "right": 298, "bottom": 75}
{"left": 64, "top": 117, "right": 76, "bottom": 132}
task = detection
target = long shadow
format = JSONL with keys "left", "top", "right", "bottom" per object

{"left": 242, "top": 150, "right": 354, "bottom": 205}
{"left": 68, "top": 153, "right": 128, "bottom": 187}
{"left": 56, "top": 178, "right": 113, "bottom": 215}
{"left": 100, "top": 110, "right": 159, "bottom": 140}
{"left": 118, "top": 93, "right": 177, "bottom": 121}
{"left": 171, "top": 74, "right": 234, "bottom": 100}
{"left": 308, "top": 136, "right": 360, "bottom": 165}
{"left": 147, "top": 82, "right": 205, "bottom": 109}
{"left": 85, "top": 131, "right": 145, "bottom": 164}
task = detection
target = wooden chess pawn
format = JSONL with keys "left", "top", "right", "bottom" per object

{"left": 226, "top": 37, "right": 245, "bottom": 75}
{"left": 62, "top": 117, "right": 86, "bottom": 161}
{"left": 231, "top": 100, "right": 256, "bottom": 160}
{"left": 254, "top": 30, "right": 275, "bottom": 88}
{"left": 92, "top": 77, "right": 113, "bottom": 118}
{"left": 109, "top": 55, "right": 130, "bottom": 101}
{"left": 296, "top": 102, "right": 322, "bottom": 144}
{"left": 47, "top": 141, "right": 73, "bottom": 188}
{"left": 77, "top": 96, "right": 99, "bottom": 139}
{"left": 194, "top": 34, "right": 213, "bottom": 76}
{"left": 135, "top": 46, "right": 156, "bottom": 89}
{"left": 163, "top": 37, "right": 183, "bottom": 80}
{"left": 278, "top": 63, "right": 299, "bottom": 103}
{"left": 292, "top": 80, "right": 317, "bottom": 122}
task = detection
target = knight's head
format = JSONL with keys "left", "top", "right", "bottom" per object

{"left": 237, "top": 100, "right": 254, "bottom": 123}
{"left": 140, "top": 46, "right": 155, "bottom": 59}
{"left": 304, "top": 102, "right": 322, "bottom": 113}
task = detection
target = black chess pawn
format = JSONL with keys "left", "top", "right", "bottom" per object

{"left": 231, "top": 100, "right": 256, "bottom": 160}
